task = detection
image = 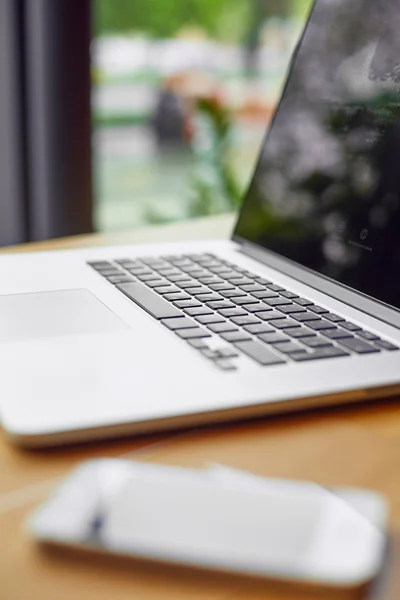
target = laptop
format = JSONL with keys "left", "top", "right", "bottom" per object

{"left": 1, "top": 0, "right": 400, "bottom": 447}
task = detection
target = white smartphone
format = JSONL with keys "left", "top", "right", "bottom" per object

{"left": 28, "top": 459, "right": 387, "bottom": 590}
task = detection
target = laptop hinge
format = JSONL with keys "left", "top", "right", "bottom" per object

{"left": 238, "top": 239, "right": 400, "bottom": 331}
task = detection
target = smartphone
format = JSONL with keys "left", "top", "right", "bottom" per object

{"left": 28, "top": 459, "right": 387, "bottom": 590}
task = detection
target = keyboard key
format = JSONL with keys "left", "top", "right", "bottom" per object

{"left": 155, "top": 268, "right": 181, "bottom": 276}
{"left": 292, "top": 312, "right": 321, "bottom": 323}
{"left": 374, "top": 340, "right": 399, "bottom": 351}
{"left": 195, "top": 293, "right": 224, "bottom": 302}
{"left": 175, "top": 328, "right": 211, "bottom": 340}
{"left": 214, "top": 359, "right": 237, "bottom": 371}
{"left": 117, "top": 282, "right": 183, "bottom": 320}
{"left": 252, "top": 291, "right": 279, "bottom": 299}
{"left": 231, "top": 296, "right": 259, "bottom": 306}
{"left": 192, "top": 258, "right": 218, "bottom": 267}
{"left": 257, "top": 310, "right": 284, "bottom": 321}
{"left": 254, "top": 277, "right": 273, "bottom": 285}
{"left": 136, "top": 273, "right": 162, "bottom": 282}
{"left": 187, "top": 269, "right": 213, "bottom": 278}
{"left": 231, "top": 315, "right": 261, "bottom": 326}
{"left": 220, "top": 331, "right": 252, "bottom": 343}
{"left": 186, "top": 287, "right": 212, "bottom": 296}
{"left": 167, "top": 274, "right": 193, "bottom": 283}
{"left": 258, "top": 332, "right": 288, "bottom": 344}
{"left": 338, "top": 338, "right": 380, "bottom": 354}
{"left": 197, "top": 278, "right": 223, "bottom": 286}
{"left": 187, "top": 338, "right": 208, "bottom": 349}
{"left": 293, "top": 298, "right": 314, "bottom": 307}
{"left": 242, "top": 303, "right": 269, "bottom": 313}
{"left": 234, "top": 340, "right": 286, "bottom": 366}
{"left": 324, "top": 313, "right": 345, "bottom": 323}
{"left": 87, "top": 261, "right": 113, "bottom": 270}
{"left": 239, "top": 284, "right": 265, "bottom": 293}
{"left": 226, "top": 277, "right": 254, "bottom": 285}
{"left": 128, "top": 267, "right": 153, "bottom": 276}
{"left": 146, "top": 279, "right": 169, "bottom": 288}
{"left": 207, "top": 301, "right": 235, "bottom": 310}
{"left": 143, "top": 259, "right": 169, "bottom": 269}
{"left": 301, "top": 336, "right": 332, "bottom": 348}
{"left": 277, "top": 304, "right": 307, "bottom": 315}
{"left": 186, "top": 253, "right": 213, "bottom": 263}
{"left": 272, "top": 318, "right": 297, "bottom": 329}
{"left": 284, "top": 326, "right": 315, "bottom": 338}
{"left": 220, "top": 289, "right": 247, "bottom": 298}
{"left": 272, "top": 318, "right": 300, "bottom": 329}
{"left": 280, "top": 291, "right": 299, "bottom": 299}
{"left": 153, "top": 286, "right": 181, "bottom": 295}
{"left": 98, "top": 268, "right": 123, "bottom": 277}
{"left": 216, "top": 347, "right": 239, "bottom": 359}
{"left": 218, "top": 271, "right": 243, "bottom": 280}
{"left": 322, "top": 328, "right": 352, "bottom": 340}
{"left": 161, "top": 317, "right": 197, "bottom": 330}
{"left": 116, "top": 261, "right": 143, "bottom": 270}
{"left": 163, "top": 292, "right": 191, "bottom": 301}
{"left": 306, "top": 320, "right": 337, "bottom": 331}
{"left": 176, "top": 280, "right": 198, "bottom": 289}
{"left": 273, "top": 341, "right": 305, "bottom": 355}
{"left": 195, "top": 314, "right": 225, "bottom": 325}
{"left": 208, "top": 265, "right": 232, "bottom": 274}
{"left": 209, "top": 282, "right": 235, "bottom": 291}
{"left": 263, "top": 297, "right": 293, "bottom": 307}
{"left": 357, "top": 330, "right": 380, "bottom": 341}
{"left": 167, "top": 257, "right": 192, "bottom": 266}
{"left": 180, "top": 264, "right": 204, "bottom": 274}
{"left": 292, "top": 347, "right": 350, "bottom": 361}
{"left": 341, "top": 321, "right": 362, "bottom": 332}
{"left": 218, "top": 307, "right": 247, "bottom": 318}
{"left": 309, "top": 305, "right": 329, "bottom": 315}
{"left": 173, "top": 299, "right": 201, "bottom": 309}
{"left": 244, "top": 323, "right": 275, "bottom": 335}
{"left": 184, "top": 306, "right": 213, "bottom": 317}
{"left": 106, "top": 275, "right": 134, "bottom": 284}
{"left": 201, "top": 349, "right": 221, "bottom": 360}
{"left": 266, "top": 284, "right": 285, "bottom": 292}
{"left": 207, "top": 322, "right": 238, "bottom": 333}
{"left": 114, "top": 257, "right": 141, "bottom": 264}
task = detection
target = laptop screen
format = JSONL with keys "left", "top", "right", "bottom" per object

{"left": 234, "top": 0, "right": 400, "bottom": 311}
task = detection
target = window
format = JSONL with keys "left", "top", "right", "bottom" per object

{"left": 91, "top": 0, "right": 312, "bottom": 232}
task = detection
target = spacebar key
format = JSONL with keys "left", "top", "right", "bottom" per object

{"left": 234, "top": 340, "right": 286, "bottom": 366}
{"left": 117, "top": 282, "right": 182, "bottom": 319}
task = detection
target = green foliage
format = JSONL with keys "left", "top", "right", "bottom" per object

{"left": 93, "top": 0, "right": 250, "bottom": 41}
{"left": 289, "top": 0, "right": 313, "bottom": 19}
{"left": 189, "top": 97, "right": 242, "bottom": 217}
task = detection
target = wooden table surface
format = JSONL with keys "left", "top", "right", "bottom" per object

{"left": 1, "top": 214, "right": 400, "bottom": 600}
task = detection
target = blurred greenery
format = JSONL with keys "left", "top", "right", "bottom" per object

{"left": 93, "top": 0, "right": 313, "bottom": 42}
{"left": 94, "top": 0, "right": 250, "bottom": 42}
{"left": 189, "top": 97, "right": 242, "bottom": 217}
{"left": 92, "top": 0, "right": 313, "bottom": 230}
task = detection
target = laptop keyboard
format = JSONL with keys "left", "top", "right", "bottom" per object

{"left": 87, "top": 254, "right": 399, "bottom": 372}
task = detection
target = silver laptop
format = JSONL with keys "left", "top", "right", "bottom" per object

{"left": 1, "top": 0, "right": 400, "bottom": 447}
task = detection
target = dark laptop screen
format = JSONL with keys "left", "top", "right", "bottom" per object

{"left": 235, "top": 0, "right": 400, "bottom": 311}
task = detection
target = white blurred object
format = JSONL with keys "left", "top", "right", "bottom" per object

{"left": 29, "top": 460, "right": 387, "bottom": 589}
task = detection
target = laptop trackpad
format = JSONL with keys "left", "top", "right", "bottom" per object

{"left": 0, "top": 289, "right": 127, "bottom": 342}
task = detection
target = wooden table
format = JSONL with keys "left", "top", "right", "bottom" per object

{"left": 1, "top": 214, "right": 400, "bottom": 600}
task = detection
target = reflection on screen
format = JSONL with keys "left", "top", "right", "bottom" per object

{"left": 235, "top": 0, "right": 400, "bottom": 310}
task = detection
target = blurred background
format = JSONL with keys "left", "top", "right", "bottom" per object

{"left": 0, "top": 0, "right": 312, "bottom": 246}
{"left": 92, "top": 0, "right": 312, "bottom": 231}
